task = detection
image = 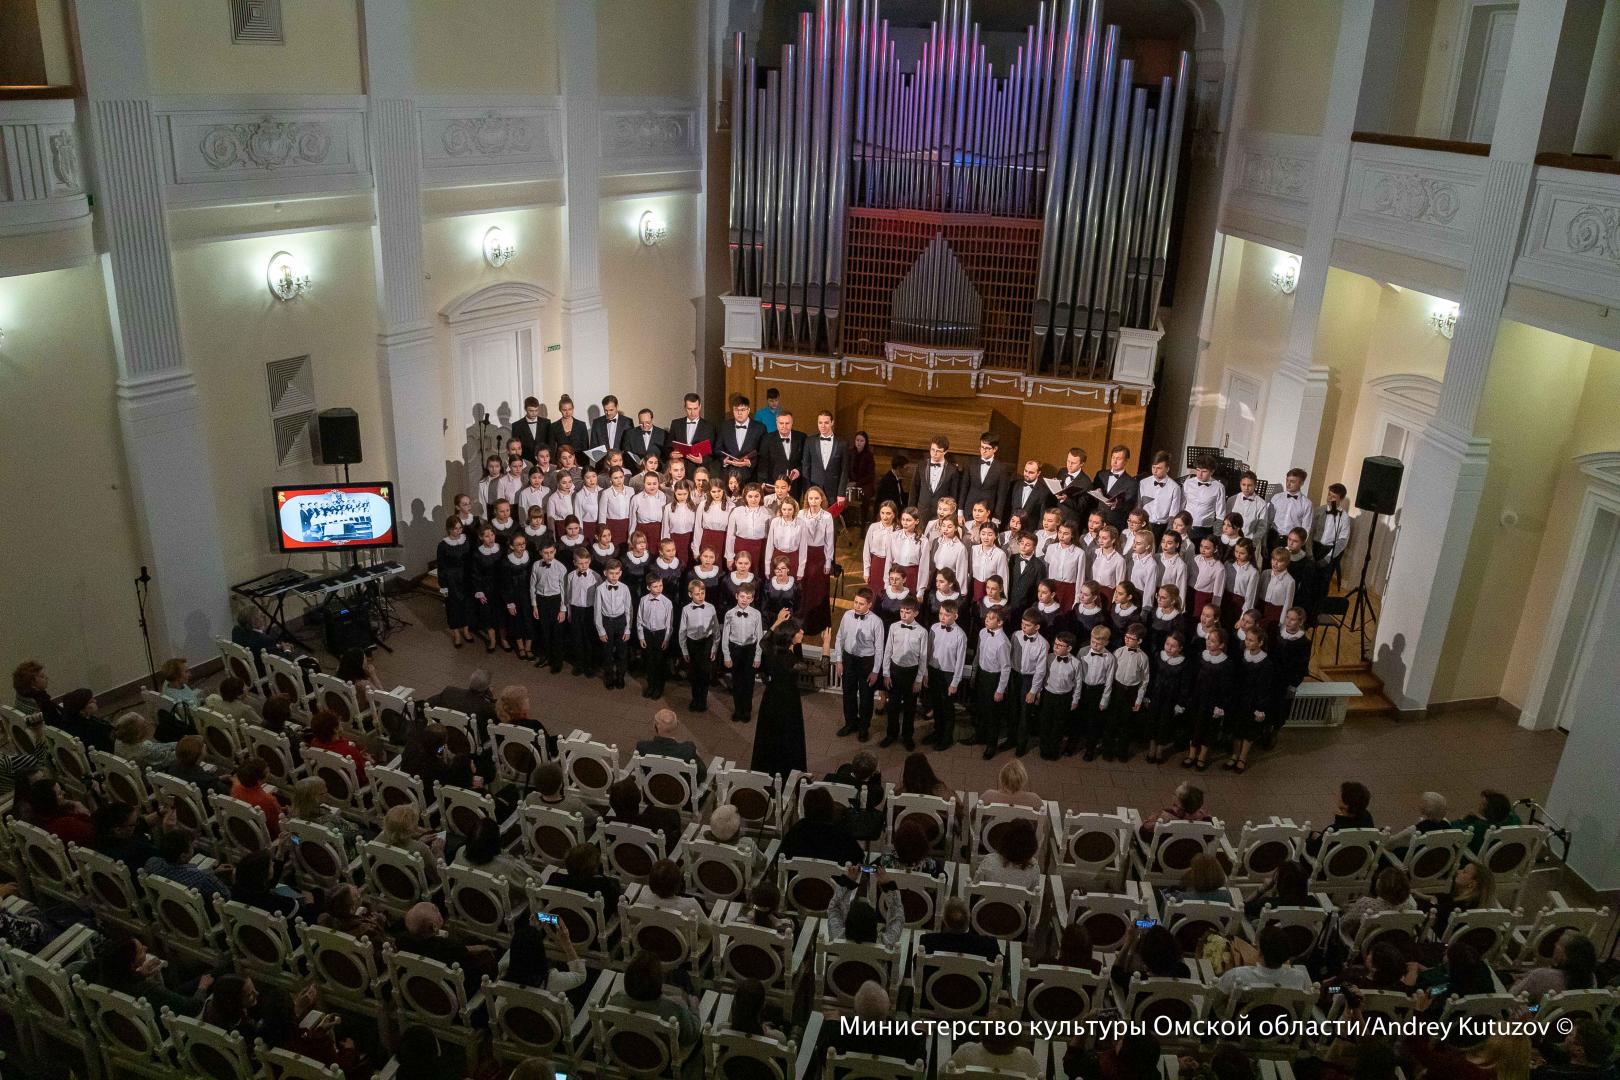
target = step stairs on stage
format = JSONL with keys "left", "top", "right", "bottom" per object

{"left": 1319, "top": 662, "right": 1396, "bottom": 718}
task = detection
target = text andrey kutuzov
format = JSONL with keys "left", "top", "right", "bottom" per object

{"left": 839, "top": 1016, "right": 1576, "bottom": 1042}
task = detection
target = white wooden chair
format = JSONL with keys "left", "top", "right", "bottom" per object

{"left": 886, "top": 791, "right": 958, "bottom": 859}
{"left": 437, "top": 783, "right": 497, "bottom": 841}
{"left": 194, "top": 705, "right": 246, "bottom": 768}
{"left": 74, "top": 976, "right": 176, "bottom": 1077}
{"left": 1305, "top": 827, "right": 1387, "bottom": 900}
{"left": 527, "top": 881, "right": 620, "bottom": 965}
{"left": 599, "top": 820, "right": 665, "bottom": 884}
{"left": 6, "top": 931, "right": 99, "bottom": 1072}
{"left": 1221, "top": 818, "right": 1308, "bottom": 885}
{"left": 1344, "top": 907, "right": 1432, "bottom": 956}
{"left": 91, "top": 746, "right": 152, "bottom": 806}
{"left": 163, "top": 1007, "right": 256, "bottom": 1080}
{"left": 1017, "top": 963, "right": 1105, "bottom": 1024}
{"left": 1052, "top": 808, "right": 1137, "bottom": 891}
{"left": 368, "top": 763, "right": 430, "bottom": 819}
{"left": 445, "top": 862, "right": 520, "bottom": 944}
{"left": 1161, "top": 896, "right": 1243, "bottom": 954}
{"left": 620, "top": 898, "right": 711, "bottom": 984}
{"left": 208, "top": 791, "right": 274, "bottom": 862}
{"left": 425, "top": 705, "right": 481, "bottom": 759}
{"left": 1115, "top": 973, "right": 1212, "bottom": 1050}
{"left": 484, "top": 976, "right": 603, "bottom": 1071}
{"left": 816, "top": 931, "right": 909, "bottom": 1010}
{"left": 359, "top": 838, "right": 434, "bottom": 915}
{"left": 713, "top": 767, "right": 785, "bottom": 834}
{"left": 912, "top": 948, "right": 1005, "bottom": 1019}
{"left": 1248, "top": 903, "right": 1333, "bottom": 964}
{"left": 384, "top": 945, "right": 486, "bottom": 1052}
{"left": 825, "top": 1046, "right": 927, "bottom": 1080}
{"left": 241, "top": 723, "right": 300, "bottom": 786}
{"left": 967, "top": 800, "right": 1049, "bottom": 867}
{"left": 1133, "top": 818, "right": 1225, "bottom": 886}
{"left": 709, "top": 1017, "right": 814, "bottom": 1080}
{"left": 795, "top": 779, "right": 857, "bottom": 823}
{"left": 1063, "top": 883, "right": 1156, "bottom": 954}
{"left": 286, "top": 816, "right": 357, "bottom": 892}
{"left": 1469, "top": 825, "right": 1549, "bottom": 904}
{"left": 779, "top": 856, "right": 846, "bottom": 918}
{"left": 561, "top": 733, "right": 622, "bottom": 803}
{"left": 11, "top": 819, "right": 82, "bottom": 907}
{"left": 1441, "top": 905, "right": 1517, "bottom": 964}
{"left": 263, "top": 652, "right": 313, "bottom": 716}
{"left": 591, "top": 1000, "right": 691, "bottom": 1079}
{"left": 884, "top": 866, "right": 954, "bottom": 930}
{"left": 140, "top": 869, "right": 226, "bottom": 966}
{"left": 1511, "top": 895, "right": 1610, "bottom": 966}
{"left": 491, "top": 722, "right": 549, "bottom": 785}
{"left": 1382, "top": 827, "right": 1471, "bottom": 894}
{"left": 1537, "top": 987, "right": 1620, "bottom": 1030}
{"left": 149, "top": 770, "right": 217, "bottom": 846}
{"left": 297, "top": 920, "right": 389, "bottom": 1021}
{"left": 681, "top": 835, "right": 763, "bottom": 902}
{"left": 1215, "top": 982, "right": 1321, "bottom": 1056}
{"left": 964, "top": 879, "right": 1042, "bottom": 941}
{"left": 40, "top": 724, "right": 94, "bottom": 798}
{"left": 254, "top": 1039, "right": 348, "bottom": 1079}
{"left": 0, "top": 703, "right": 43, "bottom": 753}
{"left": 369, "top": 687, "right": 414, "bottom": 746}
{"left": 216, "top": 897, "right": 305, "bottom": 991}
{"left": 521, "top": 801, "right": 592, "bottom": 867}
{"left": 1437, "top": 993, "right": 1518, "bottom": 1047}
{"left": 299, "top": 746, "right": 366, "bottom": 816}
{"left": 142, "top": 687, "right": 193, "bottom": 734}
{"left": 715, "top": 916, "right": 813, "bottom": 1014}
{"left": 216, "top": 637, "right": 268, "bottom": 699}
{"left": 67, "top": 841, "right": 148, "bottom": 935}
{"left": 628, "top": 751, "right": 710, "bottom": 813}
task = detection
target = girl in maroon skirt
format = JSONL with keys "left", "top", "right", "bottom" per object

{"left": 630, "top": 472, "right": 666, "bottom": 552}
{"left": 601, "top": 467, "right": 633, "bottom": 549}
{"left": 1190, "top": 536, "right": 1224, "bottom": 626}
{"left": 664, "top": 480, "right": 697, "bottom": 571}
{"left": 726, "top": 484, "right": 771, "bottom": 571}
{"left": 764, "top": 495, "right": 806, "bottom": 578}
{"left": 861, "top": 501, "right": 898, "bottom": 594}
{"left": 1223, "top": 538, "right": 1261, "bottom": 628}
{"left": 697, "top": 484, "right": 731, "bottom": 567}
{"left": 889, "top": 507, "right": 925, "bottom": 595}
{"left": 1044, "top": 522, "right": 1085, "bottom": 611}
{"left": 1260, "top": 547, "right": 1296, "bottom": 628}
{"left": 799, "top": 486, "right": 836, "bottom": 646}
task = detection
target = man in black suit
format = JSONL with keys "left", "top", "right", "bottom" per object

{"left": 800, "top": 409, "right": 848, "bottom": 501}
{"left": 633, "top": 707, "right": 707, "bottom": 785}
{"left": 589, "top": 394, "right": 634, "bottom": 455}
{"left": 1004, "top": 533, "right": 1047, "bottom": 620}
{"left": 1053, "top": 447, "right": 1092, "bottom": 526}
{"left": 511, "top": 397, "right": 548, "bottom": 462}
{"left": 1008, "top": 457, "right": 1053, "bottom": 526}
{"left": 760, "top": 410, "right": 808, "bottom": 493}
{"left": 670, "top": 393, "right": 717, "bottom": 469}
{"left": 547, "top": 395, "right": 590, "bottom": 457}
{"left": 1089, "top": 445, "right": 1139, "bottom": 529}
{"left": 959, "top": 431, "right": 1014, "bottom": 526}
{"left": 627, "top": 408, "right": 667, "bottom": 466}
{"left": 428, "top": 669, "right": 498, "bottom": 741}
{"left": 911, "top": 436, "right": 963, "bottom": 521}
{"left": 717, "top": 394, "right": 767, "bottom": 483}
{"left": 874, "top": 453, "right": 908, "bottom": 511}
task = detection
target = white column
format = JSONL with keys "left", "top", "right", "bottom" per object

{"left": 1373, "top": 1, "right": 1575, "bottom": 709}
{"left": 74, "top": 0, "right": 230, "bottom": 666}
{"left": 1251, "top": 0, "right": 1380, "bottom": 485}
{"left": 560, "top": 0, "right": 612, "bottom": 409}
{"left": 361, "top": 1, "right": 442, "bottom": 571}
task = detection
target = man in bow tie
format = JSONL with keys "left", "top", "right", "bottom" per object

{"left": 1054, "top": 447, "right": 1092, "bottom": 527}
{"left": 629, "top": 408, "right": 668, "bottom": 464}
{"left": 1312, "top": 482, "right": 1351, "bottom": 587}
{"left": 1010, "top": 458, "right": 1053, "bottom": 523}
{"left": 1267, "top": 467, "right": 1313, "bottom": 553}
{"left": 1137, "top": 451, "right": 1183, "bottom": 540}
{"left": 671, "top": 393, "right": 717, "bottom": 469}
{"left": 1181, "top": 455, "right": 1225, "bottom": 543}
{"left": 800, "top": 409, "right": 848, "bottom": 502}
{"left": 911, "top": 436, "right": 963, "bottom": 523}
{"left": 761, "top": 409, "right": 807, "bottom": 494}
{"left": 1088, "top": 445, "right": 1139, "bottom": 530}
{"left": 959, "top": 432, "right": 1013, "bottom": 527}
{"left": 719, "top": 394, "right": 767, "bottom": 484}
{"left": 512, "top": 396, "right": 548, "bottom": 462}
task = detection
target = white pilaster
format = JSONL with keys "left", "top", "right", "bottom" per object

{"left": 1253, "top": 0, "right": 1377, "bottom": 486}
{"left": 362, "top": 3, "right": 442, "bottom": 571}
{"left": 75, "top": 0, "right": 230, "bottom": 666}
{"left": 560, "top": 0, "right": 611, "bottom": 409}
{"left": 1373, "top": 1, "right": 1576, "bottom": 709}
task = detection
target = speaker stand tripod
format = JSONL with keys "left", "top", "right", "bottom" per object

{"left": 1340, "top": 510, "right": 1381, "bottom": 663}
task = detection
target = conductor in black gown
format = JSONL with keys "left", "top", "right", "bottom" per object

{"left": 750, "top": 613, "right": 807, "bottom": 779}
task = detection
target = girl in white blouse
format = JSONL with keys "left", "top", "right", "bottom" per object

{"left": 601, "top": 467, "right": 635, "bottom": 548}
{"left": 921, "top": 516, "right": 970, "bottom": 598}
{"left": 629, "top": 471, "right": 668, "bottom": 551}
{"left": 888, "top": 507, "right": 925, "bottom": 595}
{"left": 1089, "top": 526, "right": 1127, "bottom": 594}
{"left": 862, "top": 501, "right": 899, "bottom": 593}
{"left": 970, "top": 521, "right": 1009, "bottom": 605}
{"left": 574, "top": 468, "right": 602, "bottom": 533}
{"left": 1190, "top": 536, "right": 1226, "bottom": 623}
{"left": 544, "top": 474, "right": 577, "bottom": 534}
{"left": 1042, "top": 522, "right": 1086, "bottom": 610}
{"left": 763, "top": 496, "right": 807, "bottom": 575}
{"left": 1127, "top": 529, "right": 1161, "bottom": 605}
{"left": 1261, "top": 547, "right": 1297, "bottom": 627}
{"left": 724, "top": 484, "right": 771, "bottom": 569}
{"left": 1223, "top": 538, "right": 1261, "bottom": 625}
{"left": 1156, "top": 530, "right": 1191, "bottom": 609}
{"left": 798, "top": 486, "right": 837, "bottom": 648}
{"left": 663, "top": 481, "right": 698, "bottom": 569}
{"left": 696, "top": 483, "right": 731, "bottom": 563}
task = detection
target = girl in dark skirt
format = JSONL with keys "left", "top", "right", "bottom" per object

{"left": 1148, "top": 584, "right": 1185, "bottom": 657}
{"left": 760, "top": 556, "right": 800, "bottom": 626}
{"left": 437, "top": 516, "right": 475, "bottom": 648}
{"left": 1144, "top": 630, "right": 1194, "bottom": 764}
{"left": 798, "top": 486, "right": 836, "bottom": 645}
{"left": 1185, "top": 625, "right": 1236, "bottom": 771}
{"left": 1071, "top": 581, "right": 1108, "bottom": 639}
{"left": 500, "top": 534, "right": 535, "bottom": 660}
{"left": 1228, "top": 626, "right": 1279, "bottom": 773}
{"left": 468, "top": 524, "right": 505, "bottom": 653}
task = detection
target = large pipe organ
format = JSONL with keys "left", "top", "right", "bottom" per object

{"left": 722, "top": 0, "right": 1189, "bottom": 466}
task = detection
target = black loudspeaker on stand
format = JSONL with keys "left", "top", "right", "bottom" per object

{"left": 1343, "top": 455, "right": 1405, "bottom": 660}
{"left": 134, "top": 566, "right": 159, "bottom": 690}
{"left": 316, "top": 408, "right": 363, "bottom": 466}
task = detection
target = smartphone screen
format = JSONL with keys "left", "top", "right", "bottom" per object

{"left": 1134, "top": 918, "right": 1157, "bottom": 928}
{"left": 536, "top": 912, "right": 559, "bottom": 926}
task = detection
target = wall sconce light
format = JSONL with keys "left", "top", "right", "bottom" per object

{"left": 483, "top": 226, "right": 516, "bottom": 268}
{"left": 267, "top": 251, "right": 312, "bottom": 302}
{"left": 638, "top": 210, "right": 668, "bottom": 247}
{"left": 1270, "top": 255, "right": 1300, "bottom": 294}
{"left": 1428, "top": 301, "right": 1459, "bottom": 339}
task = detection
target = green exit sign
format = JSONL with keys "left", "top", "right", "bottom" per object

{"left": 546, "top": 344, "right": 562, "bottom": 352}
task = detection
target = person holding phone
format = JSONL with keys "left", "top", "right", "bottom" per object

{"left": 505, "top": 917, "right": 585, "bottom": 994}
{"left": 827, "top": 863, "right": 903, "bottom": 949}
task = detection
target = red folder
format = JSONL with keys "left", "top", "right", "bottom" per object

{"left": 672, "top": 439, "right": 712, "bottom": 463}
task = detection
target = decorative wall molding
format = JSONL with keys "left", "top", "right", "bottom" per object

{"left": 1368, "top": 372, "right": 1443, "bottom": 421}
{"left": 153, "top": 96, "right": 370, "bottom": 204}
{"left": 440, "top": 280, "right": 554, "bottom": 327}
{"left": 1513, "top": 166, "right": 1620, "bottom": 308}
{"left": 0, "top": 99, "right": 90, "bottom": 236}
{"left": 1224, "top": 129, "right": 1319, "bottom": 229}
{"left": 1336, "top": 142, "right": 1487, "bottom": 269}
{"left": 230, "top": 0, "right": 284, "bottom": 44}
{"left": 416, "top": 96, "right": 563, "bottom": 188}
{"left": 600, "top": 97, "right": 701, "bottom": 176}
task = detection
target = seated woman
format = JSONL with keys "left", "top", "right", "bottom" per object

{"left": 778, "top": 786, "right": 862, "bottom": 865}
{"left": 878, "top": 818, "right": 945, "bottom": 877}
{"left": 305, "top": 707, "right": 371, "bottom": 784}
{"left": 606, "top": 776, "right": 681, "bottom": 854}
{"left": 899, "top": 752, "right": 961, "bottom": 821}
{"left": 204, "top": 677, "right": 259, "bottom": 723}
{"left": 609, "top": 950, "right": 698, "bottom": 1049}
{"left": 1424, "top": 862, "right": 1496, "bottom": 938}
{"left": 1510, "top": 931, "right": 1598, "bottom": 1001}
{"left": 453, "top": 815, "right": 537, "bottom": 899}
{"left": 949, "top": 1004, "right": 1040, "bottom": 1078}
{"left": 1243, "top": 860, "right": 1318, "bottom": 920}
{"left": 1304, "top": 780, "right": 1373, "bottom": 856}
{"left": 1385, "top": 791, "right": 1452, "bottom": 851}
{"left": 1450, "top": 789, "right": 1520, "bottom": 854}
{"left": 1335, "top": 941, "right": 1410, "bottom": 994}
{"left": 973, "top": 818, "right": 1042, "bottom": 890}
{"left": 377, "top": 804, "right": 444, "bottom": 887}
{"left": 113, "top": 712, "right": 178, "bottom": 772}
{"left": 90, "top": 935, "right": 211, "bottom": 1016}
{"left": 552, "top": 842, "right": 622, "bottom": 915}
{"left": 504, "top": 918, "right": 586, "bottom": 994}
{"left": 287, "top": 776, "right": 362, "bottom": 851}
{"left": 740, "top": 880, "right": 793, "bottom": 936}
{"left": 318, "top": 883, "right": 392, "bottom": 954}
{"left": 1043, "top": 921, "right": 1103, "bottom": 973}
{"left": 334, "top": 649, "right": 380, "bottom": 714}
{"left": 645, "top": 858, "right": 707, "bottom": 921}
{"left": 725, "top": 977, "right": 785, "bottom": 1040}
{"left": 1162, "top": 853, "right": 1231, "bottom": 905}
{"left": 28, "top": 777, "right": 94, "bottom": 844}
{"left": 1410, "top": 940, "right": 1495, "bottom": 1019}
{"left": 158, "top": 657, "right": 203, "bottom": 710}
{"left": 702, "top": 804, "right": 760, "bottom": 868}
{"left": 1110, "top": 924, "right": 1191, "bottom": 990}
{"left": 229, "top": 757, "right": 283, "bottom": 838}
{"left": 978, "top": 759, "right": 1043, "bottom": 811}
{"left": 1340, "top": 867, "right": 1416, "bottom": 940}
{"left": 827, "top": 864, "right": 903, "bottom": 948}
{"left": 230, "top": 850, "right": 305, "bottom": 920}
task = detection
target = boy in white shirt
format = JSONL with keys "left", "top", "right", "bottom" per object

{"left": 594, "top": 559, "right": 633, "bottom": 690}
{"left": 1182, "top": 455, "right": 1224, "bottom": 543}
{"left": 678, "top": 580, "right": 718, "bottom": 713}
{"left": 529, "top": 537, "right": 566, "bottom": 673}
{"left": 924, "top": 600, "right": 968, "bottom": 751}
{"left": 881, "top": 596, "right": 929, "bottom": 750}
{"left": 723, "top": 584, "right": 765, "bottom": 724}
{"left": 636, "top": 574, "right": 673, "bottom": 699}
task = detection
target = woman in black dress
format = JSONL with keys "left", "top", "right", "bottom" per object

{"left": 437, "top": 516, "right": 475, "bottom": 648}
{"left": 468, "top": 524, "right": 505, "bottom": 653}
{"left": 750, "top": 613, "right": 806, "bottom": 779}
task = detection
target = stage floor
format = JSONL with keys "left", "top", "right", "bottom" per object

{"left": 366, "top": 590, "right": 1565, "bottom": 837}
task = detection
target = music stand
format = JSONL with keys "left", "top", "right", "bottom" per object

{"left": 1340, "top": 511, "right": 1382, "bottom": 662}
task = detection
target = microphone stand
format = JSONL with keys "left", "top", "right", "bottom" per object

{"left": 134, "top": 567, "right": 159, "bottom": 690}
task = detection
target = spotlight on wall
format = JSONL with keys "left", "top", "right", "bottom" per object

{"left": 638, "top": 210, "right": 668, "bottom": 247}
{"left": 1270, "top": 255, "right": 1300, "bottom": 295}
{"left": 483, "top": 226, "right": 516, "bottom": 268}
{"left": 267, "top": 251, "right": 312, "bottom": 302}
{"left": 1428, "top": 300, "right": 1459, "bottom": 339}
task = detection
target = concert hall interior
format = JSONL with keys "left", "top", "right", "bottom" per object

{"left": 2, "top": 0, "right": 1620, "bottom": 1077}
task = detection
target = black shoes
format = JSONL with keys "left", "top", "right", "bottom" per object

{"left": 879, "top": 735, "right": 898, "bottom": 748}
{"left": 836, "top": 724, "right": 857, "bottom": 737}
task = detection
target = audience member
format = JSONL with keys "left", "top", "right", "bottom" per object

{"left": 1164, "top": 852, "right": 1230, "bottom": 903}
{"left": 29, "top": 777, "right": 93, "bottom": 843}
{"left": 429, "top": 669, "right": 498, "bottom": 736}
{"left": 609, "top": 950, "right": 698, "bottom": 1048}
{"left": 1243, "top": 861, "right": 1317, "bottom": 919}
{"left": 288, "top": 776, "right": 362, "bottom": 849}
{"left": 230, "top": 850, "right": 303, "bottom": 919}
{"left": 704, "top": 804, "right": 761, "bottom": 867}
{"left": 377, "top": 805, "right": 444, "bottom": 887}
{"left": 554, "top": 842, "right": 622, "bottom": 914}
{"left": 398, "top": 902, "right": 495, "bottom": 992}
{"left": 169, "top": 735, "right": 228, "bottom": 795}
{"left": 1426, "top": 862, "right": 1497, "bottom": 937}
{"left": 973, "top": 818, "right": 1042, "bottom": 889}
{"left": 1452, "top": 789, "right": 1520, "bottom": 853}
{"left": 144, "top": 826, "right": 229, "bottom": 903}
{"left": 1215, "top": 926, "right": 1313, "bottom": 994}
{"left": 1045, "top": 921, "right": 1102, "bottom": 972}
{"left": 879, "top": 817, "right": 944, "bottom": 876}
{"left": 319, "top": 884, "right": 391, "bottom": 953}
{"left": 606, "top": 776, "right": 682, "bottom": 852}
{"left": 646, "top": 858, "right": 706, "bottom": 920}
{"left": 979, "top": 759, "right": 1043, "bottom": 810}
{"left": 505, "top": 919, "right": 586, "bottom": 994}
{"left": 1110, "top": 924, "right": 1190, "bottom": 989}
{"left": 727, "top": 976, "right": 784, "bottom": 1039}
{"left": 826, "top": 981, "right": 926, "bottom": 1063}
{"left": 919, "top": 896, "right": 1000, "bottom": 960}
{"left": 229, "top": 757, "right": 282, "bottom": 837}
{"left": 90, "top": 934, "right": 210, "bottom": 1016}
{"left": 527, "top": 762, "right": 599, "bottom": 827}
{"left": 1387, "top": 791, "right": 1451, "bottom": 849}
{"left": 635, "top": 707, "right": 707, "bottom": 785}
{"left": 113, "top": 711, "right": 178, "bottom": 771}
{"left": 205, "top": 677, "right": 259, "bottom": 723}
{"left": 1341, "top": 867, "right": 1415, "bottom": 939}
{"left": 1532, "top": 1021, "right": 1616, "bottom": 1080}
{"left": 828, "top": 864, "right": 902, "bottom": 948}
{"left": 779, "top": 786, "right": 862, "bottom": 865}
{"left": 306, "top": 708, "right": 371, "bottom": 783}
{"left": 1138, "top": 782, "right": 1211, "bottom": 840}
{"left": 949, "top": 1004, "right": 1039, "bottom": 1076}
{"left": 92, "top": 801, "right": 164, "bottom": 872}
{"left": 1509, "top": 931, "right": 1598, "bottom": 999}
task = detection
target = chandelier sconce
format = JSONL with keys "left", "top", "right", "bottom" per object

{"left": 638, "top": 210, "right": 668, "bottom": 247}
{"left": 483, "top": 226, "right": 516, "bottom": 268}
{"left": 1428, "top": 301, "right": 1459, "bottom": 339}
{"left": 1270, "top": 255, "right": 1300, "bottom": 295}
{"left": 267, "top": 250, "right": 312, "bottom": 302}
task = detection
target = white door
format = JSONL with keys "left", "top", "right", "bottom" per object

{"left": 456, "top": 326, "right": 537, "bottom": 473}
{"left": 1457, "top": 7, "right": 1517, "bottom": 143}
{"left": 1218, "top": 371, "right": 1264, "bottom": 465}
{"left": 1547, "top": 509, "right": 1620, "bottom": 733}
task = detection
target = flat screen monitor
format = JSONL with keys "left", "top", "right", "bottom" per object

{"left": 272, "top": 482, "right": 398, "bottom": 553}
